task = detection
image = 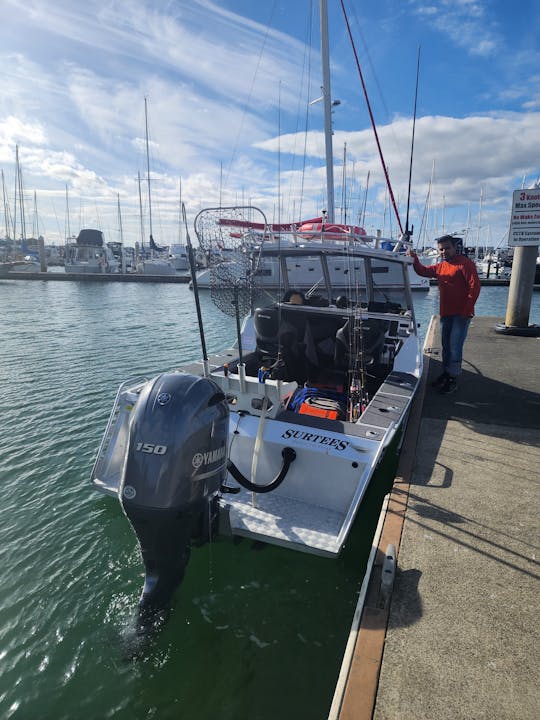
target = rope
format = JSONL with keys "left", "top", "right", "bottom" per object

{"left": 339, "top": 0, "right": 403, "bottom": 235}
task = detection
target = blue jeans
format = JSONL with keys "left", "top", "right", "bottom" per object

{"left": 440, "top": 315, "right": 471, "bottom": 377}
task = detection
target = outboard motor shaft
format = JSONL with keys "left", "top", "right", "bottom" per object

{"left": 119, "top": 373, "right": 229, "bottom": 617}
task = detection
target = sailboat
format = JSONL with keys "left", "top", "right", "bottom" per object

{"left": 168, "top": 179, "right": 190, "bottom": 272}
{"left": 3, "top": 147, "right": 42, "bottom": 273}
{"left": 63, "top": 185, "right": 120, "bottom": 275}
{"left": 91, "top": 0, "right": 422, "bottom": 619}
{"left": 135, "top": 99, "right": 176, "bottom": 277}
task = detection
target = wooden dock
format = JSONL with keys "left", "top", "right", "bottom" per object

{"left": 1, "top": 271, "right": 191, "bottom": 283}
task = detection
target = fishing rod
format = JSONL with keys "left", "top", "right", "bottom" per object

{"left": 232, "top": 283, "right": 244, "bottom": 369}
{"left": 404, "top": 46, "right": 421, "bottom": 243}
{"left": 183, "top": 203, "right": 209, "bottom": 377}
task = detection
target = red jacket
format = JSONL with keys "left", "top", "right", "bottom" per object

{"left": 412, "top": 254, "right": 481, "bottom": 317}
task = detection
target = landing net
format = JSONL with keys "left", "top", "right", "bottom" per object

{"left": 193, "top": 206, "right": 269, "bottom": 318}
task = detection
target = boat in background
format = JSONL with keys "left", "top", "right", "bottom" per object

{"left": 64, "top": 229, "right": 119, "bottom": 274}
{"left": 8, "top": 256, "right": 41, "bottom": 273}
{"left": 133, "top": 101, "right": 177, "bottom": 277}
{"left": 475, "top": 251, "right": 511, "bottom": 279}
{"left": 0, "top": 261, "right": 17, "bottom": 276}
{"left": 169, "top": 243, "right": 190, "bottom": 272}
{"left": 1, "top": 148, "right": 47, "bottom": 273}
{"left": 135, "top": 235, "right": 176, "bottom": 276}
{"left": 136, "top": 255, "right": 176, "bottom": 276}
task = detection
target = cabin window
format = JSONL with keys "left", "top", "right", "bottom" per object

{"left": 369, "top": 259, "right": 408, "bottom": 310}
{"left": 284, "top": 255, "right": 331, "bottom": 304}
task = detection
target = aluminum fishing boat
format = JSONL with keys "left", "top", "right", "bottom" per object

{"left": 91, "top": 205, "right": 421, "bottom": 615}
{"left": 91, "top": 0, "right": 424, "bottom": 617}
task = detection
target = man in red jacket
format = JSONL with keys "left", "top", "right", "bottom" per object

{"left": 408, "top": 235, "right": 481, "bottom": 394}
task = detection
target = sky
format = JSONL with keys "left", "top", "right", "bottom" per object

{"left": 1, "top": 0, "right": 539, "bottom": 250}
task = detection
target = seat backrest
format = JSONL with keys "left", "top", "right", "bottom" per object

{"left": 334, "top": 318, "right": 387, "bottom": 368}
{"left": 253, "top": 307, "right": 301, "bottom": 379}
{"left": 253, "top": 307, "right": 280, "bottom": 353}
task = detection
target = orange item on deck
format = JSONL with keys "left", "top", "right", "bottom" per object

{"left": 298, "top": 400, "right": 340, "bottom": 420}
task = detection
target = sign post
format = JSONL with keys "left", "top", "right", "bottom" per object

{"left": 497, "top": 189, "right": 540, "bottom": 335}
{"left": 508, "top": 189, "right": 540, "bottom": 247}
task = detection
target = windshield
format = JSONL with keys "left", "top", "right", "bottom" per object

{"left": 283, "top": 254, "right": 332, "bottom": 305}
{"left": 369, "top": 257, "right": 410, "bottom": 310}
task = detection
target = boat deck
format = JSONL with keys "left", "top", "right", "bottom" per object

{"left": 226, "top": 493, "right": 346, "bottom": 557}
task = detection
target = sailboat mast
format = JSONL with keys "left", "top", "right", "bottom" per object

{"left": 341, "top": 142, "right": 347, "bottom": 223}
{"left": 117, "top": 194, "right": 124, "bottom": 243}
{"left": 65, "top": 185, "right": 71, "bottom": 240}
{"left": 13, "top": 147, "right": 18, "bottom": 243}
{"left": 2, "top": 169, "right": 10, "bottom": 240}
{"left": 320, "top": 0, "right": 335, "bottom": 223}
{"left": 178, "top": 178, "right": 183, "bottom": 244}
{"left": 144, "top": 98, "right": 153, "bottom": 239}
{"left": 15, "top": 145, "right": 27, "bottom": 243}
{"left": 476, "top": 187, "right": 483, "bottom": 254}
{"left": 137, "top": 171, "right": 145, "bottom": 249}
{"left": 32, "top": 190, "right": 38, "bottom": 238}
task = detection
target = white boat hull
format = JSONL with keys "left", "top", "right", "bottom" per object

{"left": 91, "top": 206, "right": 422, "bottom": 619}
{"left": 136, "top": 259, "right": 176, "bottom": 275}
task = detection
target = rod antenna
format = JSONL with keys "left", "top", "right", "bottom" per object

{"left": 183, "top": 203, "right": 209, "bottom": 376}
{"left": 405, "top": 46, "right": 421, "bottom": 241}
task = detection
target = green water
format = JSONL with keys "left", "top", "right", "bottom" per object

{"left": 0, "top": 280, "right": 537, "bottom": 719}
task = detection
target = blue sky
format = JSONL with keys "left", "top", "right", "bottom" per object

{"left": 1, "top": 0, "right": 539, "bottom": 249}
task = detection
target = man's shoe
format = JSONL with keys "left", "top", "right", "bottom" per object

{"left": 439, "top": 376, "right": 457, "bottom": 394}
{"left": 431, "top": 371, "right": 449, "bottom": 388}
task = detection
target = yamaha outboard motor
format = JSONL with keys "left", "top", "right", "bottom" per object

{"left": 119, "top": 372, "right": 229, "bottom": 619}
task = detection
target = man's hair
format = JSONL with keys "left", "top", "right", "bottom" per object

{"left": 436, "top": 234, "right": 458, "bottom": 246}
{"left": 282, "top": 288, "right": 305, "bottom": 302}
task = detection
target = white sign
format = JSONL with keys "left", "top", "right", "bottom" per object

{"left": 508, "top": 189, "right": 540, "bottom": 247}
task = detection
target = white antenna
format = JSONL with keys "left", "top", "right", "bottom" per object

{"left": 476, "top": 187, "right": 483, "bottom": 253}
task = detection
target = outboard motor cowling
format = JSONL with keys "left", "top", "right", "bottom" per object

{"left": 119, "top": 372, "right": 229, "bottom": 616}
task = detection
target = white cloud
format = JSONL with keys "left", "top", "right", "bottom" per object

{"left": 0, "top": 116, "right": 47, "bottom": 151}
{"left": 253, "top": 110, "right": 540, "bottom": 238}
{"left": 410, "top": 0, "right": 500, "bottom": 56}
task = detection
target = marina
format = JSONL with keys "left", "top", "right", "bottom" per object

{"left": 0, "top": 269, "right": 523, "bottom": 287}
{"left": 2, "top": 269, "right": 191, "bottom": 283}
{"left": 1, "top": 1, "right": 539, "bottom": 718}
{"left": 0, "top": 278, "right": 538, "bottom": 719}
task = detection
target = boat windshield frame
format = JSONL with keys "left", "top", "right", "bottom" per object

{"left": 257, "top": 244, "right": 416, "bottom": 314}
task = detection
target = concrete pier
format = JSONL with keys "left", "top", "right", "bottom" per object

{"left": 333, "top": 316, "right": 540, "bottom": 720}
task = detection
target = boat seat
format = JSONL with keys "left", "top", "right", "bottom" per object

{"left": 334, "top": 318, "right": 387, "bottom": 369}
{"left": 254, "top": 305, "right": 388, "bottom": 384}
{"left": 303, "top": 319, "right": 338, "bottom": 370}
{"left": 253, "top": 307, "right": 306, "bottom": 382}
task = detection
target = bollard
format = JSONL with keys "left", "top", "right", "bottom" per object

{"left": 38, "top": 236, "right": 47, "bottom": 272}
{"left": 505, "top": 245, "right": 538, "bottom": 327}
